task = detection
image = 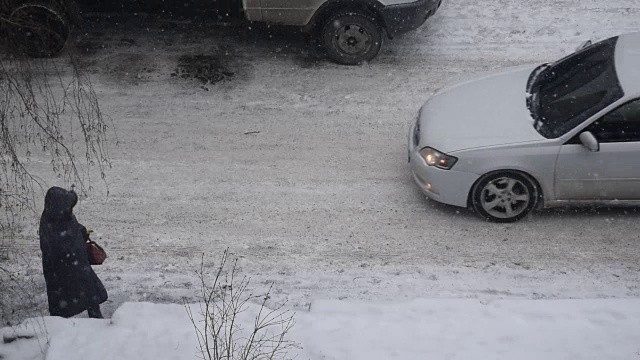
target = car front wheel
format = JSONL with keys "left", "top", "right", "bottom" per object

{"left": 7, "top": 1, "right": 70, "bottom": 57}
{"left": 320, "top": 10, "right": 382, "bottom": 65}
{"left": 471, "top": 171, "right": 539, "bottom": 222}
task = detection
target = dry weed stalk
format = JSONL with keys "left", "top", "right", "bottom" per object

{"left": 186, "top": 250, "right": 300, "bottom": 360}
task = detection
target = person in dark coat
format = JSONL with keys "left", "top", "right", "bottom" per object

{"left": 39, "top": 186, "right": 108, "bottom": 318}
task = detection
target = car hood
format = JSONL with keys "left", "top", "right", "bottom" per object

{"left": 418, "top": 64, "right": 545, "bottom": 154}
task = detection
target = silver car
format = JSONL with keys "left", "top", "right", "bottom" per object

{"left": 408, "top": 32, "right": 640, "bottom": 222}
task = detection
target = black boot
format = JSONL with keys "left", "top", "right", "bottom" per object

{"left": 87, "top": 305, "right": 103, "bottom": 319}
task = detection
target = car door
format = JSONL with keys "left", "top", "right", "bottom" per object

{"left": 175, "top": 0, "right": 241, "bottom": 18}
{"left": 259, "top": 0, "right": 324, "bottom": 25}
{"left": 554, "top": 98, "right": 640, "bottom": 200}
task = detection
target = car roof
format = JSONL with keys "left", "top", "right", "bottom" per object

{"left": 615, "top": 32, "right": 640, "bottom": 97}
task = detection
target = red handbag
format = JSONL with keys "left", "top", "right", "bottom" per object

{"left": 86, "top": 240, "right": 107, "bottom": 265}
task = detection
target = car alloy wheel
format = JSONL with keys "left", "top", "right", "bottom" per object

{"left": 472, "top": 171, "right": 539, "bottom": 222}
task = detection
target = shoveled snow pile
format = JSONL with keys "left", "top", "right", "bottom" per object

{"left": 2, "top": 299, "right": 640, "bottom": 360}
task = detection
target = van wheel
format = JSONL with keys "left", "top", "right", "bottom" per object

{"left": 320, "top": 10, "right": 382, "bottom": 65}
{"left": 7, "top": 1, "right": 70, "bottom": 57}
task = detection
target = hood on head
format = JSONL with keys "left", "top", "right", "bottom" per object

{"left": 44, "top": 186, "right": 78, "bottom": 220}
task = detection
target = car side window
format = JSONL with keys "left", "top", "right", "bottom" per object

{"left": 586, "top": 99, "right": 640, "bottom": 143}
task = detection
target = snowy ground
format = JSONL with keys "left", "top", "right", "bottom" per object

{"left": 3, "top": 299, "right": 640, "bottom": 360}
{"left": 1, "top": 0, "right": 640, "bottom": 356}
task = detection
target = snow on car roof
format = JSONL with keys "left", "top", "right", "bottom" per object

{"left": 615, "top": 32, "right": 640, "bottom": 97}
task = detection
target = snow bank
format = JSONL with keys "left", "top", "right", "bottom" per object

{"left": 298, "top": 299, "right": 640, "bottom": 360}
{"left": 2, "top": 299, "right": 640, "bottom": 360}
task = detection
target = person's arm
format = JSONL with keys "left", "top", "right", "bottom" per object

{"left": 78, "top": 223, "right": 92, "bottom": 242}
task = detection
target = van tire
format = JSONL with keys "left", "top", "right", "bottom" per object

{"left": 320, "top": 10, "right": 382, "bottom": 65}
{"left": 7, "top": 1, "right": 70, "bottom": 57}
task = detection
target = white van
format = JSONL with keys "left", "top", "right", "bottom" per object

{"left": 2, "top": 0, "right": 443, "bottom": 64}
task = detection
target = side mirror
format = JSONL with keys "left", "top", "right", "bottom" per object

{"left": 579, "top": 131, "right": 599, "bottom": 152}
{"left": 576, "top": 40, "right": 592, "bottom": 51}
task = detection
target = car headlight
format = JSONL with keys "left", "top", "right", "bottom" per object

{"left": 419, "top": 147, "right": 458, "bottom": 170}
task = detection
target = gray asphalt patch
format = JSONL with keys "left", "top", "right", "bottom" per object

{"left": 174, "top": 54, "right": 235, "bottom": 85}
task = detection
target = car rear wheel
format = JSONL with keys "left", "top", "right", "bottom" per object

{"left": 7, "top": 1, "right": 70, "bottom": 57}
{"left": 320, "top": 10, "right": 382, "bottom": 65}
{"left": 471, "top": 171, "right": 539, "bottom": 222}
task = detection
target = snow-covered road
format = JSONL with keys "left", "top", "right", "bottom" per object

{"left": 4, "top": 0, "right": 640, "bottom": 319}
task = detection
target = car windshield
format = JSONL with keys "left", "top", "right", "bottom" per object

{"left": 529, "top": 36, "right": 624, "bottom": 138}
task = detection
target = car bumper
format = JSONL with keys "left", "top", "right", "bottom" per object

{"left": 408, "top": 122, "right": 478, "bottom": 208}
{"left": 380, "top": 0, "right": 442, "bottom": 38}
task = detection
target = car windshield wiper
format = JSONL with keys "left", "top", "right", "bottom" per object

{"left": 526, "top": 62, "right": 551, "bottom": 129}
{"left": 530, "top": 92, "right": 543, "bottom": 133}
{"left": 526, "top": 62, "right": 551, "bottom": 98}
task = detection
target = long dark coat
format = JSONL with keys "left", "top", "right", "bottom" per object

{"left": 39, "top": 187, "right": 108, "bottom": 318}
